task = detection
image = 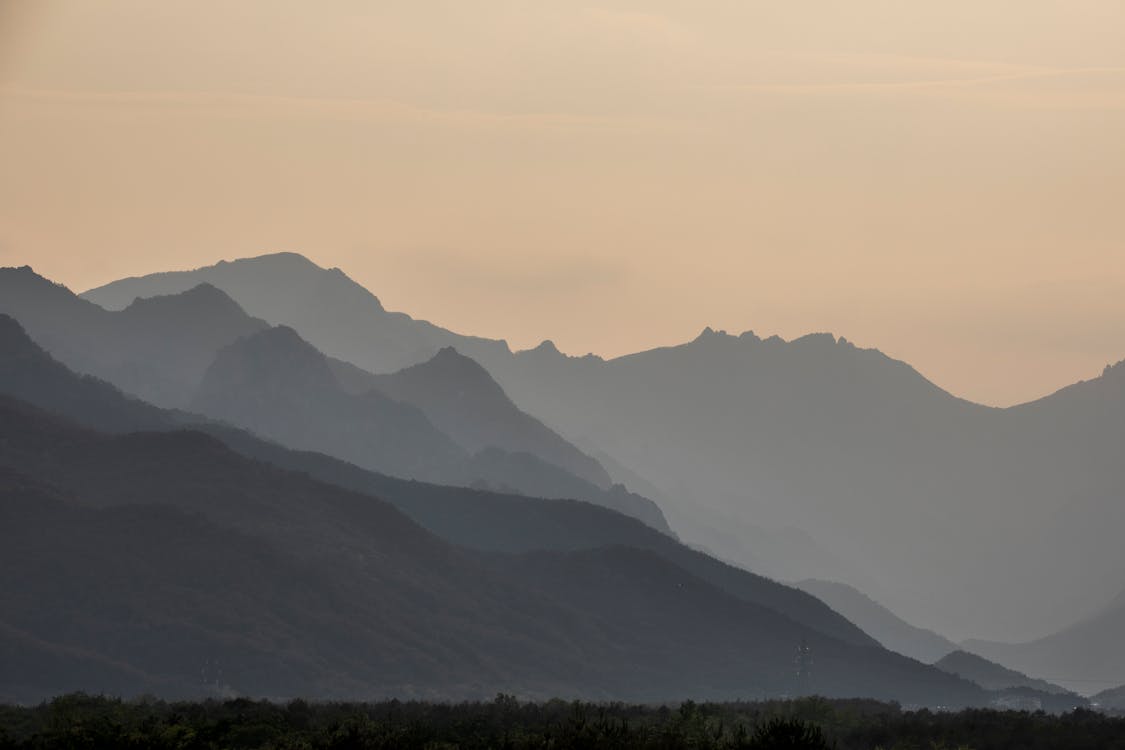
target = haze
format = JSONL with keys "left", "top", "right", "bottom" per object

{"left": 2, "top": 1, "right": 1124, "bottom": 406}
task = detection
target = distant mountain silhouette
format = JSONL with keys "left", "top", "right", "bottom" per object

{"left": 193, "top": 325, "right": 670, "bottom": 531}
{"left": 478, "top": 328, "right": 1125, "bottom": 645}
{"left": 0, "top": 383, "right": 987, "bottom": 704}
{"left": 82, "top": 251, "right": 509, "bottom": 374}
{"left": 963, "top": 587, "right": 1125, "bottom": 696}
{"left": 933, "top": 651, "right": 1073, "bottom": 695}
{"left": 82, "top": 253, "right": 1125, "bottom": 649}
{"left": 0, "top": 314, "right": 842, "bottom": 645}
{"left": 364, "top": 346, "right": 611, "bottom": 488}
{"left": 796, "top": 580, "right": 957, "bottom": 663}
{"left": 1, "top": 266, "right": 267, "bottom": 407}
{"left": 191, "top": 324, "right": 466, "bottom": 481}
{"left": 1093, "top": 685, "right": 1125, "bottom": 711}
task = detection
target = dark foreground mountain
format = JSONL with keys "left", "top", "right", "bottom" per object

{"left": 0, "top": 312, "right": 866, "bottom": 649}
{"left": 795, "top": 580, "right": 957, "bottom": 664}
{"left": 83, "top": 253, "right": 1125, "bottom": 648}
{"left": 0, "top": 392, "right": 986, "bottom": 705}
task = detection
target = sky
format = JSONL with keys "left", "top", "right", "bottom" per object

{"left": 1, "top": 0, "right": 1124, "bottom": 407}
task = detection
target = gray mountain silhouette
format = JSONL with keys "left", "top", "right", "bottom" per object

{"left": 365, "top": 346, "right": 611, "bottom": 488}
{"left": 933, "top": 650, "right": 1073, "bottom": 695}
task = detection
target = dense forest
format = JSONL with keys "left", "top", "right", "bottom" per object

{"left": 2, "top": 694, "right": 1124, "bottom": 750}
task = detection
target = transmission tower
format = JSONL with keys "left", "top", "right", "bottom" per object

{"left": 795, "top": 637, "right": 813, "bottom": 695}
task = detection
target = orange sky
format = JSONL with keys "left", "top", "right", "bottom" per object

{"left": 2, "top": 0, "right": 1124, "bottom": 406}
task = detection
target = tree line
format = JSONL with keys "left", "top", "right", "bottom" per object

{"left": 2, "top": 693, "right": 1124, "bottom": 749}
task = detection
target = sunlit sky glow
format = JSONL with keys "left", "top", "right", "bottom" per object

{"left": 2, "top": 0, "right": 1124, "bottom": 406}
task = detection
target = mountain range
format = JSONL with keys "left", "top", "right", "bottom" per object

{"left": 0, "top": 267, "right": 669, "bottom": 533}
{"left": 83, "top": 252, "right": 1125, "bottom": 647}
{"left": 0, "top": 312, "right": 988, "bottom": 706}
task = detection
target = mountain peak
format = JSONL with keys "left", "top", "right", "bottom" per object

{"left": 792, "top": 332, "right": 839, "bottom": 348}
{"left": 196, "top": 324, "right": 339, "bottom": 404}
{"left": 531, "top": 339, "right": 561, "bottom": 355}
{"left": 122, "top": 282, "right": 246, "bottom": 314}
{"left": 387, "top": 346, "right": 501, "bottom": 395}
{"left": 221, "top": 251, "right": 319, "bottom": 269}
{"left": 425, "top": 346, "right": 489, "bottom": 373}
{"left": 0, "top": 265, "right": 76, "bottom": 295}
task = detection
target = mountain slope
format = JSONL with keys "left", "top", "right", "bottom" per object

{"left": 191, "top": 324, "right": 466, "bottom": 482}
{"left": 365, "top": 346, "right": 610, "bottom": 488}
{"left": 1093, "top": 685, "right": 1125, "bottom": 711}
{"left": 963, "top": 588, "right": 1125, "bottom": 696}
{"left": 481, "top": 328, "right": 1125, "bottom": 645}
{"left": 933, "top": 651, "right": 1072, "bottom": 695}
{"left": 0, "top": 313, "right": 869, "bottom": 649}
{"left": 796, "top": 580, "right": 957, "bottom": 663}
{"left": 0, "top": 395, "right": 987, "bottom": 706}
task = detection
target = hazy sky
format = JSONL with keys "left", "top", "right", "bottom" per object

{"left": 2, "top": 1, "right": 1124, "bottom": 406}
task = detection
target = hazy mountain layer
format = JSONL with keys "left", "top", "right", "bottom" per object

{"left": 1094, "top": 685, "right": 1125, "bottom": 711}
{"left": 2, "top": 271, "right": 668, "bottom": 531}
{"left": 0, "top": 313, "right": 862, "bottom": 649}
{"left": 933, "top": 651, "right": 1072, "bottom": 695}
{"left": 363, "top": 346, "right": 611, "bottom": 488}
{"left": 82, "top": 252, "right": 509, "bottom": 373}
{"left": 963, "top": 588, "right": 1125, "bottom": 696}
{"left": 0, "top": 394, "right": 985, "bottom": 705}
{"left": 194, "top": 325, "right": 670, "bottom": 531}
{"left": 82, "top": 253, "right": 1125, "bottom": 649}
{"left": 795, "top": 580, "right": 957, "bottom": 664}
{"left": 0, "top": 266, "right": 267, "bottom": 408}
{"left": 192, "top": 324, "right": 466, "bottom": 482}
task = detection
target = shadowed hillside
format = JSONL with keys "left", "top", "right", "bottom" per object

{"left": 0, "top": 312, "right": 865, "bottom": 648}
{"left": 0, "top": 393, "right": 986, "bottom": 705}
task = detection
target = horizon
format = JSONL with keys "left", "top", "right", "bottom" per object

{"left": 8, "top": 250, "right": 1119, "bottom": 410}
